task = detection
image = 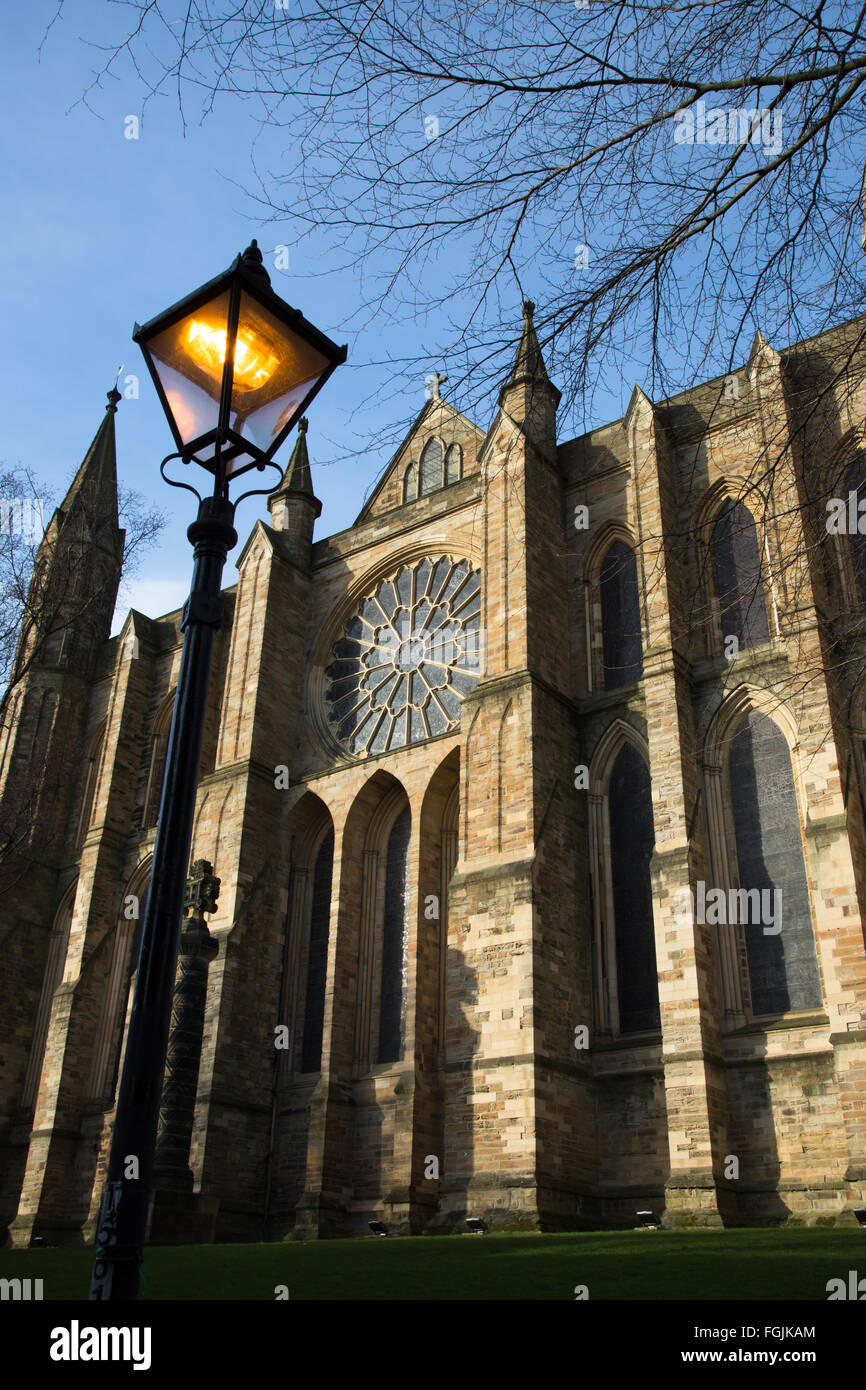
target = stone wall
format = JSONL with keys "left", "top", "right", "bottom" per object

{"left": 5, "top": 317, "right": 866, "bottom": 1245}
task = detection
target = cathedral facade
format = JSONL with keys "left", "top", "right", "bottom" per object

{"left": 3, "top": 305, "right": 866, "bottom": 1246}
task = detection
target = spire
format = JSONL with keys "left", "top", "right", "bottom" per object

{"left": 268, "top": 418, "right": 321, "bottom": 560}
{"left": 496, "top": 301, "right": 561, "bottom": 445}
{"left": 500, "top": 300, "right": 555, "bottom": 398}
{"left": 57, "top": 386, "right": 121, "bottom": 533}
{"left": 21, "top": 385, "right": 125, "bottom": 682}
{"left": 276, "top": 417, "right": 316, "bottom": 499}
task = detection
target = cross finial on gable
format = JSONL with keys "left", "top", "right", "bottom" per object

{"left": 427, "top": 370, "right": 448, "bottom": 400}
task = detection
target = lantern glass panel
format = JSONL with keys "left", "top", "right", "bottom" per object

{"left": 229, "top": 290, "right": 332, "bottom": 453}
{"left": 145, "top": 290, "right": 232, "bottom": 456}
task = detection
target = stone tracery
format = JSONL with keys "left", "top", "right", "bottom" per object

{"left": 325, "top": 557, "right": 482, "bottom": 755}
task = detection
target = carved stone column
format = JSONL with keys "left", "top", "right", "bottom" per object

{"left": 152, "top": 860, "right": 220, "bottom": 1192}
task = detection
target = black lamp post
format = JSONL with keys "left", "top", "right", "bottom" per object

{"left": 89, "top": 241, "right": 346, "bottom": 1300}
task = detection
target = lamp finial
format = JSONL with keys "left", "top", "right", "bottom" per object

{"left": 241, "top": 238, "right": 271, "bottom": 285}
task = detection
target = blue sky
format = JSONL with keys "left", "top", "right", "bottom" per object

{"left": 7, "top": 3, "right": 847, "bottom": 635}
{"left": 3, "top": 2, "right": 568, "bottom": 629}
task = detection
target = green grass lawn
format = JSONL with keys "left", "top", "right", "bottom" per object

{"left": 2, "top": 1227, "right": 864, "bottom": 1300}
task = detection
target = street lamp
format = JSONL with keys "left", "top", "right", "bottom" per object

{"left": 133, "top": 238, "right": 344, "bottom": 486}
{"left": 89, "top": 241, "right": 346, "bottom": 1300}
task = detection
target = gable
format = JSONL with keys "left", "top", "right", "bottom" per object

{"left": 355, "top": 397, "right": 484, "bottom": 523}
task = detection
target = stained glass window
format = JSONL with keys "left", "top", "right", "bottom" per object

{"left": 608, "top": 742, "right": 660, "bottom": 1033}
{"left": 378, "top": 804, "right": 411, "bottom": 1063}
{"left": 419, "top": 439, "right": 444, "bottom": 494}
{"left": 728, "top": 711, "right": 821, "bottom": 1016}
{"left": 711, "top": 500, "right": 770, "bottom": 651}
{"left": 600, "top": 540, "right": 643, "bottom": 689}
{"left": 325, "top": 557, "right": 482, "bottom": 755}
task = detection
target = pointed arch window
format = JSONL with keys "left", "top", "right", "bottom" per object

{"left": 75, "top": 720, "right": 106, "bottom": 847}
{"left": 445, "top": 443, "right": 462, "bottom": 485}
{"left": 142, "top": 694, "right": 175, "bottom": 829}
{"left": 726, "top": 711, "right": 821, "bottom": 1015}
{"left": 599, "top": 540, "right": 643, "bottom": 689}
{"left": 403, "top": 461, "right": 418, "bottom": 504}
{"left": 711, "top": 499, "right": 770, "bottom": 652}
{"left": 94, "top": 888, "right": 147, "bottom": 1103}
{"left": 419, "top": 439, "right": 444, "bottom": 496}
{"left": 378, "top": 803, "right": 411, "bottom": 1063}
{"left": 607, "top": 743, "right": 660, "bottom": 1032}
{"left": 300, "top": 826, "right": 334, "bottom": 1073}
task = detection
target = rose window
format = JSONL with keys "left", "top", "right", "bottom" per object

{"left": 325, "top": 557, "right": 482, "bottom": 755}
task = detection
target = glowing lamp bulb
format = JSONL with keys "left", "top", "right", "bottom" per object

{"left": 186, "top": 320, "right": 279, "bottom": 391}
